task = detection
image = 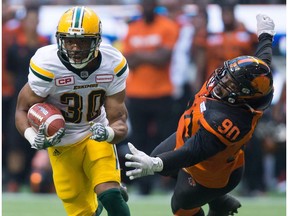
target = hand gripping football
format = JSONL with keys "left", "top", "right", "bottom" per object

{"left": 27, "top": 103, "right": 65, "bottom": 137}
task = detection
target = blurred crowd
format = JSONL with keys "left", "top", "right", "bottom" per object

{"left": 3, "top": 0, "right": 287, "bottom": 5}
{"left": 2, "top": 0, "right": 286, "bottom": 198}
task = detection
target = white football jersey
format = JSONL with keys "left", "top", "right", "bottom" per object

{"left": 28, "top": 43, "right": 129, "bottom": 146}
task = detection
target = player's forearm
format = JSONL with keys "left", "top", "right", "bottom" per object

{"left": 104, "top": 90, "right": 128, "bottom": 144}
{"left": 15, "top": 83, "right": 46, "bottom": 141}
{"left": 255, "top": 33, "right": 273, "bottom": 67}
{"left": 15, "top": 109, "right": 30, "bottom": 136}
{"left": 157, "top": 130, "right": 226, "bottom": 174}
{"left": 16, "top": 110, "right": 39, "bottom": 146}
{"left": 110, "top": 119, "right": 128, "bottom": 144}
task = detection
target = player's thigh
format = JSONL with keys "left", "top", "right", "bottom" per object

{"left": 48, "top": 144, "right": 89, "bottom": 200}
{"left": 48, "top": 143, "right": 100, "bottom": 216}
{"left": 83, "top": 139, "right": 121, "bottom": 187}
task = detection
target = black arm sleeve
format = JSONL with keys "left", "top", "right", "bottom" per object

{"left": 157, "top": 127, "right": 226, "bottom": 174}
{"left": 255, "top": 33, "right": 273, "bottom": 67}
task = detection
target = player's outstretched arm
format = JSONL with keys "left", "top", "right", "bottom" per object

{"left": 255, "top": 14, "right": 275, "bottom": 66}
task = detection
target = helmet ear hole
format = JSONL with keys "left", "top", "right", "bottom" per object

{"left": 227, "top": 93, "right": 237, "bottom": 104}
{"left": 241, "top": 88, "right": 250, "bottom": 94}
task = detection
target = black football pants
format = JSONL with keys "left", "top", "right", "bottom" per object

{"left": 151, "top": 133, "right": 244, "bottom": 214}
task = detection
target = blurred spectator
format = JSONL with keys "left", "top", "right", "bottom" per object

{"left": 165, "top": 0, "right": 195, "bottom": 112}
{"left": 122, "top": 0, "right": 179, "bottom": 195}
{"left": 193, "top": 2, "right": 258, "bottom": 91}
{"left": 30, "top": 150, "right": 55, "bottom": 193}
{"left": 156, "top": 0, "right": 196, "bottom": 192}
{"left": 272, "top": 82, "right": 286, "bottom": 193}
{"left": 190, "top": 5, "right": 209, "bottom": 92}
{"left": 4, "top": 0, "right": 287, "bottom": 5}
{"left": 213, "top": 0, "right": 286, "bottom": 3}
{"left": 2, "top": 2, "right": 18, "bottom": 181}
{"left": 3, "top": 3, "right": 50, "bottom": 192}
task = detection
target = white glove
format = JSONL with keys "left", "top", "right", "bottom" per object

{"left": 90, "top": 122, "right": 115, "bottom": 142}
{"left": 25, "top": 123, "right": 65, "bottom": 150}
{"left": 125, "top": 142, "right": 163, "bottom": 180}
{"left": 256, "top": 14, "right": 276, "bottom": 37}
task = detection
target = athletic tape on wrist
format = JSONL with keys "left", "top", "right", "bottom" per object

{"left": 105, "top": 126, "right": 115, "bottom": 142}
{"left": 24, "top": 127, "right": 37, "bottom": 145}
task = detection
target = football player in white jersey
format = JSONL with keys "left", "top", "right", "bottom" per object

{"left": 15, "top": 6, "right": 130, "bottom": 216}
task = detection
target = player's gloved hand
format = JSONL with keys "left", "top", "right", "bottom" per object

{"left": 32, "top": 123, "right": 65, "bottom": 150}
{"left": 125, "top": 142, "right": 163, "bottom": 180}
{"left": 256, "top": 14, "right": 276, "bottom": 37}
{"left": 90, "top": 122, "right": 115, "bottom": 142}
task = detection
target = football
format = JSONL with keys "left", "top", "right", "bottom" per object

{"left": 27, "top": 103, "right": 65, "bottom": 137}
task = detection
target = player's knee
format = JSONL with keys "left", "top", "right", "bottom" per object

{"left": 56, "top": 185, "right": 81, "bottom": 202}
{"left": 172, "top": 190, "right": 196, "bottom": 210}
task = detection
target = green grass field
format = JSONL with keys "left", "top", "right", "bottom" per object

{"left": 2, "top": 192, "right": 286, "bottom": 216}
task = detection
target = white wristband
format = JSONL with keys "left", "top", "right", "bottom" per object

{"left": 258, "top": 30, "right": 276, "bottom": 37}
{"left": 105, "top": 126, "right": 115, "bottom": 142}
{"left": 24, "top": 127, "right": 37, "bottom": 145}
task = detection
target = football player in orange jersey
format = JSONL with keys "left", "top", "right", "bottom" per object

{"left": 125, "top": 14, "right": 275, "bottom": 216}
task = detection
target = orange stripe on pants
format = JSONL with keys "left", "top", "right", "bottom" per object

{"left": 174, "top": 207, "right": 201, "bottom": 216}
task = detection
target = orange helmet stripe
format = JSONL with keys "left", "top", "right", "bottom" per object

{"left": 238, "top": 56, "right": 269, "bottom": 69}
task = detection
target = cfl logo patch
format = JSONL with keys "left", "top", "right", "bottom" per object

{"left": 55, "top": 76, "right": 75, "bottom": 86}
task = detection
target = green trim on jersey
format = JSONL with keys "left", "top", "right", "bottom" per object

{"left": 29, "top": 60, "right": 54, "bottom": 82}
{"left": 116, "top": 63, "right": 128, "bottom": 77}
{"left": 114, "top": 57, "right": 127, "bottom": 77}
{"left": 30, "top": 66, "right": 53, "bottom": 82}
{"left": 112, "top": 145, "right": 120, "bottom": 170}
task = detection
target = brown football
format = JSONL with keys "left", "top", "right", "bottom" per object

{"left": 27, "top": 103, "right": 65, "bottom": 137}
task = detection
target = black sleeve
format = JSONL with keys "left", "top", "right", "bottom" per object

{"left": 157, "top": 127, "right": 226, "bottom": 174}
{"left": 255, "top": 33, "right": 273, "bottom": 67}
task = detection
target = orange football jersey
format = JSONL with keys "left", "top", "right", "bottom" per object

{"left": 175, "top": 82, "right": 263, "bottom": 188}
